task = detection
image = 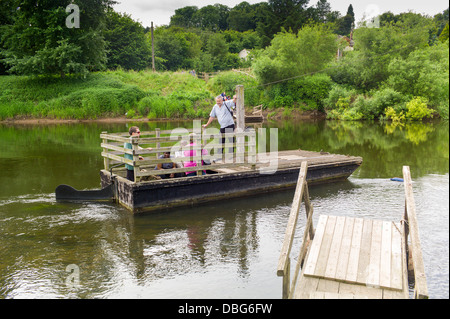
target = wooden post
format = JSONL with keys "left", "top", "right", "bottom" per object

{"left": 236, "top": 85, "right": 245, "bottom": 132}
{"left": 236, "top": 85, "right": 245, "bottom": 164}
{"left": 282, "top": 258, "right": 290, "bottom": 299}
{"left": 151, "top": 22, "right": 155, "bottom": 72}
{"left": 131, "top": 137, "right": 140, "bottom": 183}
{"left": 102, "top": 131, "right": 110, "bottom": 170}
{"left": 155, "top": 128, "right": 160, "bottom": 159}
{"left": 249, "top": 131, "right": 256, "bottom": 170}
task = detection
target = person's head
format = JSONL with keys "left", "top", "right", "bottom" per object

{"left": 189, "top": 133, "right": 197, "bottom": 143}
{"left": 129, "top": 126, "right": 141, "bottom": 137}
{"left": 215, "top": 95, "right": 224, "bottom": 106}
{"left": 163, "top": 151, "right": 170, "bottom": 158}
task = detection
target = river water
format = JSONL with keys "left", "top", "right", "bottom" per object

{"left": 0, "top": 119, "right": 448, "bottom": 299}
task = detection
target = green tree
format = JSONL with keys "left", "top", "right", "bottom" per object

{"left": 1, "top": 0, "right": 116, "bottom": 77}
{"left": 335, "top": 4, "right": 355, "bottom": 36}
{"left": 312, "top": 0, "right": 331, "bottom": 23}
{"left": 385, "top": 41, "right": 449, "bottom": 107}
{"left": 170, "top": 6, "right": 198, "bottom": 29}
{"left": 0, "top": 0, "right": 16, "bottom": 74}
{"left": 228, "top": 1, "right": 257, "bottom": 32}
{"left": 205, "top": 32, "right": 240, "bottom": 71}
{"left": 439, "top": 23, "right": 449, "bottom": 42}
{"left": 252, "top": 24, "right": 338, "bottom": 84}
{"left": 104, "top": 10, "right": 151, "bottom": 70}
{"left": 269, "top": 0, "right": 309, "bottom": 34}
{"left": 153, "top": 27, "right": 201, "bottom": 71}
{"left": 329, "top": 13, "right": 433, "bottom": 90}
{"left": 192, "top": 4, "right": 229, "bottom": 31}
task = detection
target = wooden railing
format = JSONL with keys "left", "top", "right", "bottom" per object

{"left": 100, "top": 128, "right": 257, "bottom": 183}
{"left": 402, "top": 166, "right": 429, "bottom": 299}
{"left": 277, "top": 161, "right": 315, "bottom": 299}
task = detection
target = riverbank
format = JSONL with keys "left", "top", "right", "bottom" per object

{"left": 1, "top": 68, "right": 447, "bottom": 123}
{"left": 0, "top": 108, "right": 327, "bottom": 125}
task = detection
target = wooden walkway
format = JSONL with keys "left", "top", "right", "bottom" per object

{"left": 277, "top": 162, "right": 428, "bottom": 299}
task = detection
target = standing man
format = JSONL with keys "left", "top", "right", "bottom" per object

{"left": 202, "top": 94, "right": 237, "bottom": 154}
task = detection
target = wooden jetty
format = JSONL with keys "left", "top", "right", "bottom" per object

{"left": 99, "top": 128, "right": 362, "bottom": 213}
{"left": 277, "top": 162, "right": 428, "bottom": 299}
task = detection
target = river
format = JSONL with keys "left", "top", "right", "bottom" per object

{"left": 0, "top": 119, "right": 448, "bottom": 299}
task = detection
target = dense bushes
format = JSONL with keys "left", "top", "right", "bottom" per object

{"left": 265, "top": 73, "right": 333, "bottom": 110}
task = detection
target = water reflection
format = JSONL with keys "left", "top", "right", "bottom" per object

{"left": 264, "top": 119, "right": 448, "bottom": 178}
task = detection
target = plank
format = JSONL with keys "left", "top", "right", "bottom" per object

{"left": 357, "top": 219, "right": 373, "bottom": 284}
{"left": 303, "top": 215, "right": 328, "bottom": 276}
{"left": 339, "top": 282, "right": 382, "bottom": 299}
{"left": 313, "top": 215, "right": 337, "bottom": 277}
{"left": 346, "top": 218, "right": 363, "bottom": 283}
{"left": 366, "top": 220, "right": 383, "bottom": 287}
{"left": 317, "top": 277, "right": 339, "bottom": 293}
{"left": 335, "top": 217, "right": 355, "bottom": 281}
{"left": 390, "top": 222, "right": 404, "bottom": 291}
{"left": 380, "top": 221, "right": 393, "bottom": 289}
{"left": 324, "top": 216, "right": 346, "bottom": 279}
{"left": 294, "top": 275, "right": 320, "bottom": 299}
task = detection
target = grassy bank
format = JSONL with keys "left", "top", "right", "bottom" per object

{"left": 0, "top": 70, "right": 217, "bottom": 121}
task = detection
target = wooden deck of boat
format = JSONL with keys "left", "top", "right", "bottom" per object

{"left": 213, "top": 149, "right": 360, "bottom": 174}
{"left": 277, "top": 163, "right": 428, "bottom": 299}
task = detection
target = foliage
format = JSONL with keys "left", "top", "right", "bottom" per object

{"left": 405, "top": 97, "right": 434, "bottom": 121}
{"left": 384, "top": 107, "right": 405, "bottom": 122}
{"left": 104, "top": 10, "right": 151, "bottom": 71}
{"left": 153, "top": 27, "right": 202, "bottom": 71}
{"left": 1, "top": 0, "right": 116, "bottom": 77}
{"left": 439, "top": 23, "right": 449, "bottom": 42}
{"left": 265, "top": 73, "right": 333, "bottom": 110}
{"left": 385, "top": 41, "right": 449, "bottom": 107}
{"left": 328, "top": 13, "right": 433, "bottom": 90}
{"left": 323, "top": 85, "right": 357, "bottom": 110}
{"left": 252, "top": 25, "right": 337, "bottom": 84}
{"left": 384, "top": 97, "right": 434, "bottom": 122}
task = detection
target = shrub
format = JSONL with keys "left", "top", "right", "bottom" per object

{"left": 341, "top": 107, "right": 365, "bottom": 121}
{"left": 286, "top": 73, "right": 333, "bottom": 110}
{"left": 323, "top": 85, "right": 356, "bottom": 110}
{"left": 368, "top": 88, "right": 408, "bottom": 118}
{"left": 384, "top": 106, "right": 406, "bottom": 122}
{"left": 405, "top": 97, "right": 434, "bottom": 120}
